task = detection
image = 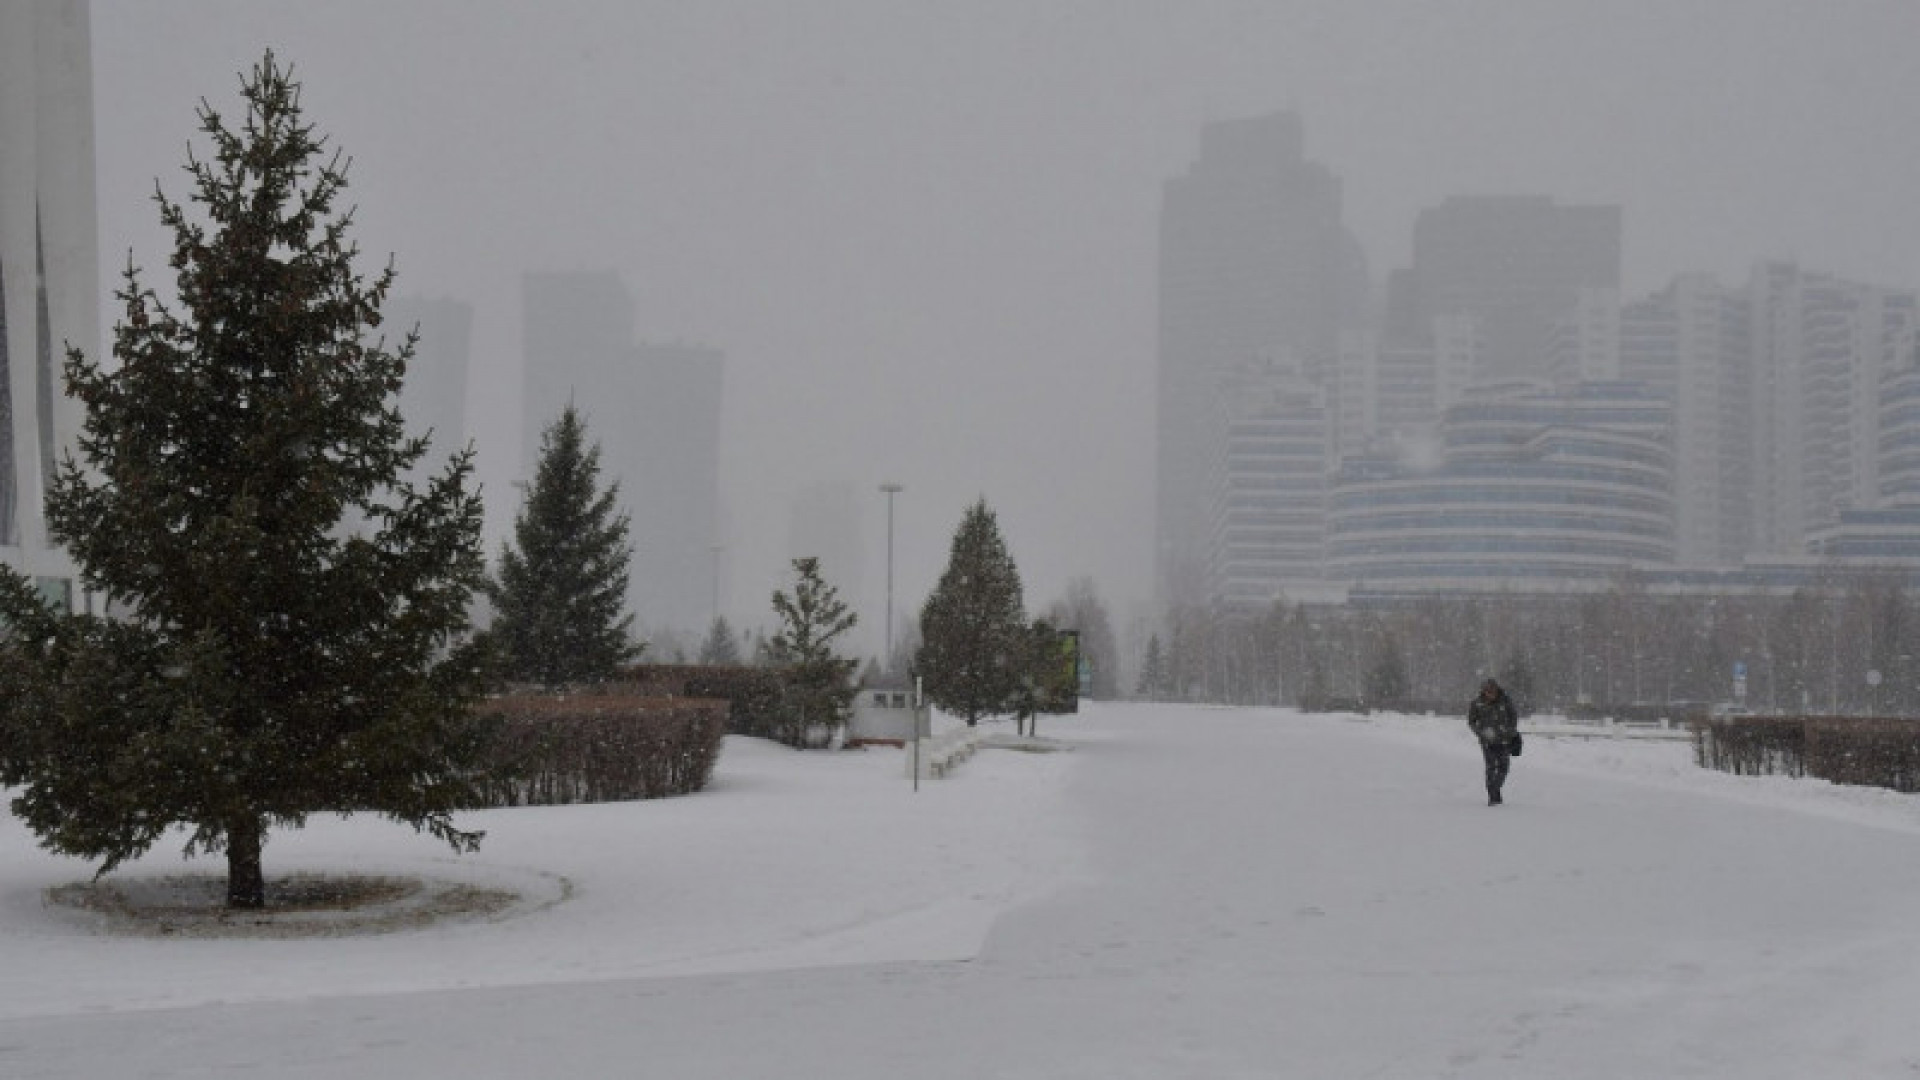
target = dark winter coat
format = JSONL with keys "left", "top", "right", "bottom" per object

{"left": 1467, "top": 689, "right": 1518, "bottom": 746}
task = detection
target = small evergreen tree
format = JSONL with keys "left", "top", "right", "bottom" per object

{"left": 488, "top": 404, "right": 639, "bottom": 686}
{"left": 1365, "top": 631, "right": 1413, "bottom": 711}
{"left": 766, "top": 557, "right": 858, "bottom": 745}
{"left": 0, "top": 54, "right": 491, "bottom": 908}
{"left": 1136, "top": 633, "right": 1167, "bottom": 700}
{"left": 1500, "top": 650, "right": 1537, "bottom": 717}
{"left": 1167, "top": 615, "right": 1198, "bottom": 702}
{"left": 1011, "top": 618, "right": 1077, "bottom": 736}
{"left": 1048, "top": 576, "right": 1119, "bottom": 699}
{"left": 917, "top": 499, "right": 1026, "bottom": 726}
{"left": 697, "top": 615, "right": 742, "bottom": 666}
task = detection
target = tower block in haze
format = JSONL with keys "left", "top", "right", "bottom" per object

{"left": 521, "top": 271, "right": 722, "bottom": 637}
{"left": 0, "top": 0, "right": 97, "bottom": 606}
{"left": 1155, "top": 112, "right": 1366, "bottom": 610}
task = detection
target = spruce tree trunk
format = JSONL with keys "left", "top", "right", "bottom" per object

{"left": 226, "top": 815, "right": 266, "bottom": 909}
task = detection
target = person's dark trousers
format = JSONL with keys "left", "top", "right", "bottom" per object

{"left": 1480, "top": 740, "right": 1511, "bottom": 805}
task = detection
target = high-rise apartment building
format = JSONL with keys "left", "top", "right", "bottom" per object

{"left": 1205, "top": 365, "right": 1330, "bottom": 612}
{"left": 1880, "top": 351, "right": 1920, "bottom": 508}
{"left": 1156, "top": 112, "right": 1362, "bottom": 606}
{"left": 1616, "top": 275, "right": 1752, "bottom": 565}
{"left": 1799, "top": 336, "right": 1920, "bottom": 564}
{"left": 1546, "top": 288, "right": 1621, "bottom": 387}
{"left": 0, "top": 0, "right": 96, "bottom": 605}
{"left": 1545, "top": 265, "right": 1917, "bottom": 568}
{"left": 1392, "top": 195, "right": 1620, "bottom": 385}
{"left": 521, "top": 271, "right": 723, "bottom": 635}
{"left": 1337, "top": 315, "right": 1479, "bottom": 452}
{"left": 1746, "top": 262, "right": 1918, "bottom": 556}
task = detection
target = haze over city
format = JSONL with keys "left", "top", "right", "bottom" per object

{"left": 86, "top": 0, "right": 1920, "bottom": 654}
{"left": 18, "top": 6, "right": 1920, "bottom": 1075}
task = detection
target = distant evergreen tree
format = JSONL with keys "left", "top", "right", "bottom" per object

{"left": 697, "top": 615, "right": 742, "bottom": 666}
{"left": 1167, "top": 614, "right": 1199, "bottom": 702}
{"left": 1500, "top": 650, "right": 1537, "bottom": 717}
{"left": 1010, "top": 618, "right": 1078, "bottom": 736}
{"left": 1136, "top": 634, "right": 1167, "bottom": 700}
{"left": 1365, "top": 631, "right": 1413, "bottom": 711}
{"left": 0, "top": 54, "right": 491, "bottom": 909}
{"left": 1048, "top": 576, "right": 1119, "bottom": 699}
{"left": 917, "top": 499, "right": 1026, "bottom": 726}
{"left": 488, "top": 405, "right": 639, "bottom": 686}
{"left": 766, "top": 557, "right": 859, "bottom": 744}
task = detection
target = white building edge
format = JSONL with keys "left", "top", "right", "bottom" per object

{"left": 0, "top": 0, "right": 97, "bottom": 608}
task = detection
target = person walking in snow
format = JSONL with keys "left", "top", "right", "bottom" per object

{"left": 1467, "top": 677, "right": 1519, "bottom": 806}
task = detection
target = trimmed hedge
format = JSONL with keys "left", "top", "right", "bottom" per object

{"left": 1805, "top": 718, "right": 1920, "bottom": 793}
{"left": 615, "top": 664, "right": 807, "bottom": 747}
{"left": 474, "top": 692, "right": 726, "bottom": 806}
{"left": 1694, "top": 714, "right": 1920, "bottom": 793}
{"left": 1693, "top": 715, "right": 1807, "bottom": 778}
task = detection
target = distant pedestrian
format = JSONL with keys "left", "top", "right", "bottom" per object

{"left": 1467, "top": 678, "right": 1519, "bottom": 806}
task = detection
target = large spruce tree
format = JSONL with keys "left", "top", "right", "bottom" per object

{"left": 0, "top": 54, "right": 492, "bottom": 908}
{"left": 488, "top": 404, "right": 639, "bottom": 686}
{"left": 916, "top": 499, "right": 1026, "bottom": 726}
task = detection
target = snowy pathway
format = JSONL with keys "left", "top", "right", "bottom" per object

{"left": 6, "top": 704, "right": 1920, "bottom": 1077}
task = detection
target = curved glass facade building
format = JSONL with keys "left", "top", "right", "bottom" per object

{"left": 0, "top": 0, "right": 96, "bottom": 604}
{"left": 1328, "top": 381, "right": 1675, "bottom": 590}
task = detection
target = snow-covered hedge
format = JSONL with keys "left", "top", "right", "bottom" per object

{"left": 618, "top": 664, "right": 813, "bottom": 748}
{"left": 1694, "top": 715, "right": 1920, "bottom": 792}
{"left": 473, "top": 693, "right": 727, "bottom": 806}
{"left": 1692, "top": 715, "right": 1806, "bottom": 778}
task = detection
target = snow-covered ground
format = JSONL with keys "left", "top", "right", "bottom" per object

{"left": 6, "top": 701, "right": 1920, "bottom": 1077}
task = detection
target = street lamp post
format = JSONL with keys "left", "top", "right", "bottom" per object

{"left": 879, "top": 483, "right": 903, "bottom": 672}
{"left": 708, "top": 544, "right": 723, "bottom": 623}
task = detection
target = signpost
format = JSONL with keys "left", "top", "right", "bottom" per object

{"left": 1733, "top": 660, "right": 1747, "bottom": 704}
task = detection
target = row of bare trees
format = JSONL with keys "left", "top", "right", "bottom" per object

{"left": 1136, "top": 572, "right": 1920, "bottom": 717}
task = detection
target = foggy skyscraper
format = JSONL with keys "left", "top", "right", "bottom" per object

{"left": 1746, "top": 262, "right": 1918, "bottom": 556}
{"left": 0, "top": 0, "right": 96, "bottom": 603}
{"left": 521, "top": 271, "right": 723, "bottom": 636}
{"left": 1391, "top": 195, "right": 1620, "bottom": 385}
{"left": 1206, "top": 366, "right": 1330, "bottom": 611}
{"left": 1155, "top": 112, "right": 1361, "bottom": 604}
{"left": 1616, "top": 275, "right": 1753, "bottom": 566}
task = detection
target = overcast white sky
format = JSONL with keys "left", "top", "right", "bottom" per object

{"left": 88, "top": 0, "right": 1920, "bottom": 649}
